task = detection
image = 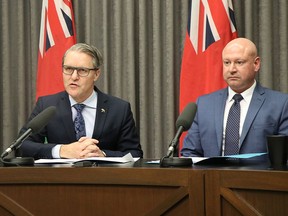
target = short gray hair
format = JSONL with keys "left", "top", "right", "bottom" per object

{"left": 62, "top": 43, "right": 103, "bottom": 69}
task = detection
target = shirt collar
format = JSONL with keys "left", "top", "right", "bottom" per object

{"left": 227, "top": 80, "right": 256, "bottom": 102}
{"left": 69, "top": 90, "right": 98, "bottom": 109}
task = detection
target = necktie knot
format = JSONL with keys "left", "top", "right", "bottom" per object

{"left": 233, "top": 94, "right": 243, "bottom": 103}
{"left": 74, "top": 104, "right": 85, "bottom": 112}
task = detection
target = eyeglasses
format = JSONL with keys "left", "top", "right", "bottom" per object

{"left": 62, "top": 65, "right": 98, "bottom": 77}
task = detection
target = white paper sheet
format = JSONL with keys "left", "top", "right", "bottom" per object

{"left": 35, "top": 153, "right": 139, "bottom": 164}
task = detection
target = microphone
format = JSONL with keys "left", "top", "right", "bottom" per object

{"left": 160, "top": 102, "right": 197, "bottom": 167}
{"left": 1, "top": 106, "right": 56, "bottom": 165}
{"left": 166, "top": 102, "right": 197, "bottom": 157}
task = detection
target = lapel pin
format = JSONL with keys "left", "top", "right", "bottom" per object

{"left": 101, "top": 108, "right": 106, "bottom": 113}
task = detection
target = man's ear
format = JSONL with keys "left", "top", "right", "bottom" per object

{"left": 94, "top": 69, "right": 101, "bottom": 81}
{"left": 254, "top": 56, "right": 261, "bottom": 72}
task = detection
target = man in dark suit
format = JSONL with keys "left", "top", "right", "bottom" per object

{"left": 17, "top": 43, "right": 143, "bottom": 159}
{"left": 181, "top": 38, "right": 288, "bottom": 157}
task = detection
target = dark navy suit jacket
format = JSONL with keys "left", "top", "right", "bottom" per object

{"left": 17, "top": 87, "right": 143, "bottom": 159}
{"left": 181, "top": 83, "right": 288, "bottom": 157}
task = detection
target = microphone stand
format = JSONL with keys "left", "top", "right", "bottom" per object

{"left": 0, "top": 156, "right": 34, "bottom": 166}
{"left": 160, "top": 156, "right": 192, "bottom": 167}
{"left": 0, "top": 129, "right": 35, "bottom": 166}
{"left": 160, "top": 139, "right": 193, "bottom": 167}
{"left": 1, "top": 145, "right": 34, "bottom": 166}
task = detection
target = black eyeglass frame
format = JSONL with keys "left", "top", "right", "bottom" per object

{"left": 62, "top": 65, "right": 98, "bottom": 77}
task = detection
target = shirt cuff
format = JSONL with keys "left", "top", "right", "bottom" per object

{"left": 52, "top": 145, "right": 61, "bottom": 158}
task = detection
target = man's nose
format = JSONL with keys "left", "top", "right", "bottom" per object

{"left": 71, "top": 69, "right": 80, "bottom": 78}
{"left": 229, "top": 63, "right": 237, "bottom": 72}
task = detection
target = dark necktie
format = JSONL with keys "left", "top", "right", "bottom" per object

{"left": 224, "top": 94, "right": 243, "bottom": 155}
{"left": 74, "top": 104, "right": 86, "bottom": 140}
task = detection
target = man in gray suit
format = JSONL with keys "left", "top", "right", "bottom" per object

{"left": 17, "top": 43, "right": 143, "bottom": 159}
{"left": 181, "top": 38, "right": 288, "bottom": 157}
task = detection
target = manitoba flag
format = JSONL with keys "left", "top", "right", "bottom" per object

{"left": 36, "top": 0, "right": 76, "bottom": 99}
{"left": 179, "top": 0, "right": 237, "bottom": 151}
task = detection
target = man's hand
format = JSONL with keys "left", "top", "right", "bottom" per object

{"left": 60, "top": 137, "right": 105, "bottom": 158}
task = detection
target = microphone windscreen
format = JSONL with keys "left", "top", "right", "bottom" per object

{"left": 27, "top": 106, "right": 56, "bottom": 134}
{"left": 176, "top": 102, "right": 197, "bottom": 131}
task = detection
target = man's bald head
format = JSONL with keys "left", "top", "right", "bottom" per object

{"left": 223, "top": 38, "right": 258, "bottom": 59}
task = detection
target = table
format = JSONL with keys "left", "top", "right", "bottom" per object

{"left": 0, "top": 158, "right": 287, "bottom": 216}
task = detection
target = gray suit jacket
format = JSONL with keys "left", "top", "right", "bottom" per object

{"left": 17, "top": 87, "right": 143, "bottom": 159}
{"left": 181, "top": 83, "right": 288, "bottom": 157}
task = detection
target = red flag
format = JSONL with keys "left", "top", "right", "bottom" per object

{"left": 36, "top": 0, "right": 76, "bottom": 99}
{"left": 179, "top": 0, "right": 238, "bottom": 151}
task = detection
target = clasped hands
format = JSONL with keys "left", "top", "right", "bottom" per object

{"left": 60, "top": 137, "right": 105, "bottom": 159}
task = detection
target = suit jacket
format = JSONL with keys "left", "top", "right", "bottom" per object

{"left": 17, "top": 87, "right": 143, "bottom": 159}
{"left": 181, "top": 83, "right": 288, "bottom": 157}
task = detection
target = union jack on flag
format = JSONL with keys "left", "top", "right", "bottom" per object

{"left": 187, "top": 0, "right": 237, "bottom": 54}
{"left": 36, "top": 0, "right": 76, "bottom": 99}
{"left": 179, "top": 0, "right": 238, "bottom": 152}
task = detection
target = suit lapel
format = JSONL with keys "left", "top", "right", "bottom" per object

{"left": 240, "top": 84, "right": 265, "bottom": 145}
{"left": 59, "top": 92, "right": 76, "bottom": 141}
{"left": 215, "top": 89, "right": 228, "bottom": 150}
{"left": 93, "top": 89, "right": 109, "bottom": 138}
